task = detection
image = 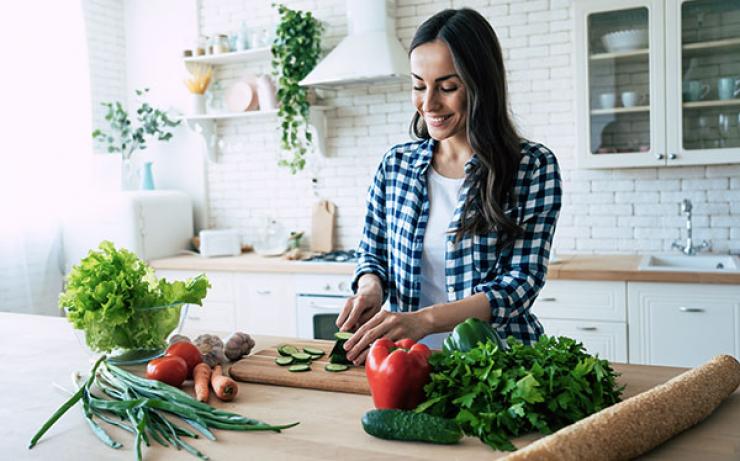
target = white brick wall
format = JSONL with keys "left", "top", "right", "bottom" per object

{"left": 83, "top": 0, "right": 127, "bottom": 153}
{"left": 186, "top": 1, "right": 740, "bottom": 254}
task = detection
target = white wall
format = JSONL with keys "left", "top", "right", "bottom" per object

{"left": 91, "top": 0, "right": 740, "bottom": 254}
{"left": 124, "top": 0, "right": 209, "bottom": 230}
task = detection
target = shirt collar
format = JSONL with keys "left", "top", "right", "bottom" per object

{"left": 412, "top": 137, "right": 480, "bottom": 175}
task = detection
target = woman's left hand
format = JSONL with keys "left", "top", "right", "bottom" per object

{"left": 343, "top": 310, "right": 431, "bottom": 365}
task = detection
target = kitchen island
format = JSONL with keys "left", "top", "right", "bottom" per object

{"left": 2, "top": 312, "right": 739, "bottom": 460}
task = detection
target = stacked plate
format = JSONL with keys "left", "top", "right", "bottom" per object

{"left": 225, "top": 75, "right": 259, "bottom": 112}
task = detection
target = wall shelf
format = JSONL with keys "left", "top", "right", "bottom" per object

{"left": 184, "top": 47, "right": 271, "bottom": 66}
{"left": 183, "top": 106, "right": 331, "bottom": 162}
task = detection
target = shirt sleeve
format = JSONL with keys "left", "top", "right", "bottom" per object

{"left": 474, "top": 147, "right": 562, "bottom": 328}
{"left": 352, "top": 157, "right": 390, "bottom": 298}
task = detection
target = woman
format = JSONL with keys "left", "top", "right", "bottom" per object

{"left": 337, "top": 8, "right": 562, "bottom": 365}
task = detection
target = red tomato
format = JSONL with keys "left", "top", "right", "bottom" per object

{"left": 146, "top": 356, "right": 188, "bottom": 387}
{"left": 165, "top": 341, "right": 203, "bottom": 378}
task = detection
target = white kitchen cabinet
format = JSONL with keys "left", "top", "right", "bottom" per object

{"left": 155, "top": 270, "right": 237, "bottom": 334}
{"left": 532, "top": 280, "right": 628, "bottom": 362}
{"left": 627, "top": 282, "right": 740, "bottom": 367}
{"left": 235, "top": 273, "right": 296, "bottom": 337}
{"left": 575, "top": 0, "right": 740, "bottom": 168}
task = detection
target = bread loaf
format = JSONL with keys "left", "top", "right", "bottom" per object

{"left": 503, "top": 354, "right": 740, "bottom": 461}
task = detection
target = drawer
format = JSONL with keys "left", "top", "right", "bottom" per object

{"left": 182, "top": 301, "right": 236, "bottom": 333}
{"left": 156, "top": 270, "right": 234, "bottom": 303}
{"left": 539, "top": 318, "right": 627, "bottom": 363}
{"left": 532, "top": 280, "right": 626, "bottom": 322}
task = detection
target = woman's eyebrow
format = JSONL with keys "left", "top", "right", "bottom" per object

{"left": 411, "top": 73, "right": 459, "bottom": 82}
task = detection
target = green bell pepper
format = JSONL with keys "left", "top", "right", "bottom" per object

{"left": 442, "top": 317, "right": 508, "bottom": 353}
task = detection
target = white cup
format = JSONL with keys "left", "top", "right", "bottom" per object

{"left": 599, "top": 93, "right": 616, "bottom": 109}
{"left": 621, "top": 91, "right": 642, "bottom": 107}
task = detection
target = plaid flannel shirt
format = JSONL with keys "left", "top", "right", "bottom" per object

{"left": 353, "top": 138, "right": 562, "bottom": 344}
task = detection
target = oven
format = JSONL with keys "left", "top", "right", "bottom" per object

{"left": 295, "top": 273, "right": 353, "bottom": 340}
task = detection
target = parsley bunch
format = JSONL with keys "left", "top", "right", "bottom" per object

{"left": 416, "top": 336, "right": 623, "bottom": 451}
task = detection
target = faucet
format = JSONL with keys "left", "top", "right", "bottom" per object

{"left": 671, "top": 199, "right": 710, "bottom": 255}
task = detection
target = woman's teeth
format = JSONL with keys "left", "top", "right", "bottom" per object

{"left": 427, "top": 114, "right": 451, "bottom": 126}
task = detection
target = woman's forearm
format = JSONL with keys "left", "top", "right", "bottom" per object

{"left": 416, "top": 293, "right": 492, "bottom": 334}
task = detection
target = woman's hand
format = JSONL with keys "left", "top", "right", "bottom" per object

{"left": 343, "top": 310, "right": 432, "bottom": 365}
{"left": 336, "top": 274, "right": 384, "bottom": 333}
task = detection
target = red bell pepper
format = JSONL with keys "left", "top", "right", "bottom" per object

{"left": 365, "top": 338, "right": 432, "bottom": 410}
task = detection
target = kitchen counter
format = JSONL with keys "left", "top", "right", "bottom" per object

{"left": 3, "top": 312, "right": 739, "bottom": 460}
{"left": 150, "top": 252, "right": 355, "bottom": 275}
{"left": 150, "top": 253, "right": 740, "bottom": 284}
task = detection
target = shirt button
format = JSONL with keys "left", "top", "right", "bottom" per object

{"left": 447, "top": 241, "right": 455, "bottom": 251}
{"left": 447, "top": 286, "right": 454, "bottom": 293}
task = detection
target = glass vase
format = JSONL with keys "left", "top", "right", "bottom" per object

{"left": 121, "top": 154, "right": 139, "bottom": 191}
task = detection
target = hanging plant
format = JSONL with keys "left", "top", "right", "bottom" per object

{"left": 271, "top": 3, "right": 323, "bottom": 174}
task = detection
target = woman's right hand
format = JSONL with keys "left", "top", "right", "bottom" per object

{"left": 336, "top": 274, "right": 383, "bottom": 333}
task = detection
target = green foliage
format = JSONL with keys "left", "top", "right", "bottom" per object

{"left": 271, "top": 3, "right": 323, "bottom": 174}
{"left": 416, "top": 336, "right": 624, "bottom": 452}
{"left": 60, "top": 241, "right": 210, "bottom": 352}
{"left": 92, "top": 88, "right": 181, "bottom": 159}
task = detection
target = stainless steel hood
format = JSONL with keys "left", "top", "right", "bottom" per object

{"left": 300, "top": 0, "right": 410, "bottom": 87}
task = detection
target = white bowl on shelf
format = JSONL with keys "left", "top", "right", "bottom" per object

{"left": 601, "top": 29, "right": 648, "bottom": 53}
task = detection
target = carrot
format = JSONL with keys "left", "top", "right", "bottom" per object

{"left": 193, "top": 362, "right": 212, "bottom": 402}
{"left": 211, "top": 365, "right": 239, "bottom": 401}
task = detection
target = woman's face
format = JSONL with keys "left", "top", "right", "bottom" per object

{"left": 410, "top": 39, "right": 467, "bottom": 142}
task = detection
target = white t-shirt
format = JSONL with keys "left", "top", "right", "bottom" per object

{"left": 418, "top": 166, "right": 465, "bottom": 350}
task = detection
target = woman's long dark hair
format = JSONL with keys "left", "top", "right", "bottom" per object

{"left": 409, "top": 8, "right": 523, "bottom": 247}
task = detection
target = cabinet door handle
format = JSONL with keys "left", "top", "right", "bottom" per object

{"left": 655, "top": 153, "right": 665, "bottom": 160}
{"left": 309, "top": 302, "right": 343, "bottom": 311}
{"left": 679, "top": 307, "right": 704, "bottom": 313}
{"left": 668, "top": 153, "right": 677, "bottom": 160}
{"left": 539, "top": 297, "right": 557, "bottom": 302}
{"left": 576, "top": 326, "right": 597, "bottom": 331}
{"left": 256, "top": 289, "right": 272, "bottom": 295}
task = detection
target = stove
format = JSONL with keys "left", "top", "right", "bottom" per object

{"left": 303, "top": 250, "right": 357, "bottom": 263}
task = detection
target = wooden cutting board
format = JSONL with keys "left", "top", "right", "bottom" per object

{"left": 229, "top": 339, "right": 371, "bottom": 395}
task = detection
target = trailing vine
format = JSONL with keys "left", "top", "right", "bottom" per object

{"left": 271, "top": 3, "right": 323, "bottom": 174}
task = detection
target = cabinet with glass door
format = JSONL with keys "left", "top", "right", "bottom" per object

{"left": 575, "top": 0, "right": 740, "bottom": 168}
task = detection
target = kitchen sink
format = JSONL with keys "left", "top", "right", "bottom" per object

{"left": 638, "top": 254, "right": 740, "bottom": 272}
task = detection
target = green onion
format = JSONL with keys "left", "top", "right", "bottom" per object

{"left": 29, "top": 356, "right": 299, "bottom": 460}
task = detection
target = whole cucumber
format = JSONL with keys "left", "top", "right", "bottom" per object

{"left": 361, "top": 409, "right": 462, "bottom": 445}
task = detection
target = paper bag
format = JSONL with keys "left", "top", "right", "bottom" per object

{"left": 311, "top": 200, "right": 335, "bottom": 253}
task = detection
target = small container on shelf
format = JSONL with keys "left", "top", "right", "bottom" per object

{"left": 212, "top": 34, "right": 230, "bottom": 54}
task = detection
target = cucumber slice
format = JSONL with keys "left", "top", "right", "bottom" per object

{"left": 325, "top": 363, "right": 349, "bottom": 372}
{"left": 334, "top": 331, "right": 353, "bottom": 341}
{"left": 291, "top": 352, "right": 312, "bottom": 362}
{"left": 302, "top": 346, "right": 325, "bottom": 356}
{"left": 275, "top": 356, "right": 293, "bottom": 366}
{"left": 288, "top": 364, "right": 311, "bottom": 372}
{"left": 278, "top": 344, "right": 300, "bottom": 356}
{"left": 309, "top": 354, "right": 324, "bottom": 360}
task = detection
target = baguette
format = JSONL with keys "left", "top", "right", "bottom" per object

{"left": 503, "top": 354, "right": 740, "bottom": 461}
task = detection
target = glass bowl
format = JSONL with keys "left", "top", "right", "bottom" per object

{"left": 65, "top": 304, "right": 190, "bottom": 365}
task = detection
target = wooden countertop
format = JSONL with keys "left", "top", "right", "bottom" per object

{"left": 150, "top": 253, "right": 740, "bottom": 284}
{"left": 3, "top": 312, "right": 739, "bottom": 460}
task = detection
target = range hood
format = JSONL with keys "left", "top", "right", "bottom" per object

{"left": 300, "top": 0, "right": 410, "bottom": 87}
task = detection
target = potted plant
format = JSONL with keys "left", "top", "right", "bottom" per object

{"left": 92, "top": 88, "right": 181, "bottom": 190}
{"left": 271, "top": 4, "right": 323, "bottom": 174}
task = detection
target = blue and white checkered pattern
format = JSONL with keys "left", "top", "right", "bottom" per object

{"left": 353, "top": 138, "right": 562, "bottom": 345}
